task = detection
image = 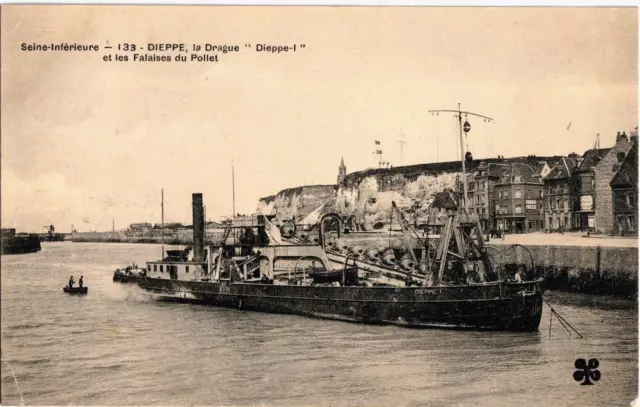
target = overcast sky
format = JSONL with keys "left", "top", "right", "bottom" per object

{"left": 2, "top": 6, "right": 637, "bottom": 232}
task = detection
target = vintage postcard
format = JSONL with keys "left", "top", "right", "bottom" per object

{"left": 1, "top": 5, "right": 638, "bottom": 407}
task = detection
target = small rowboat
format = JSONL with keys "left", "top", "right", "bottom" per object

{"left": 63, "top": 286, "right": 88, "bottom": 295}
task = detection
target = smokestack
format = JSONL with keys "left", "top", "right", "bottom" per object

{"left": 192, "top": 193, "right": 204, "bottom": 262}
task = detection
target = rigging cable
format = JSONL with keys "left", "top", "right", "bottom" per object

{"left": 544, "top": 299, "right": 584, "bottom": 338}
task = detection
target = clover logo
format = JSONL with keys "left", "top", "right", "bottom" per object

{"left": 573, "top": 358, "right": 600, "bottom": 385}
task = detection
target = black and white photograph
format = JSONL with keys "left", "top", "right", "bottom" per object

{"left": 1, "top": 5, "right": 638, "bottom": 406}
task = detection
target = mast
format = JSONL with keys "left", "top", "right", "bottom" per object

{"left": 161, "top": 189, "right": 164, "bottom": 259}
{"left": 457, "top": 103, "right": 468, "bottom": 211}
{"left": 428, "top": 103, "right": 494, "bottom": 212}
{"left": 232, "top": 160, "right": 236, "bottom": 219}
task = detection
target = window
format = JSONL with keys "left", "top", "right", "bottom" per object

{"left": 563, "top": 200, "right": 569, "bottom": 211}
{"left": 515, "top": 205, "right": 523, "bottom": 214}
{"left": 540, "top": 191, "right": 544, "bottom": 198}
{"left": 186, "top": 266, "right": 190, "bottom": 273}
{"left": 495, "top": 205, "right": 500, "bottom": 213}
{"left": 148, "top": 265, "right": 151, "bottom": 271}
{"left": 154, "top": 265, "right": 157, "bottom": 272}
{"left": 515, "top": 190, "right": 522, "bottom": 198}
{"left": 527, "top": 189, "right": 531, "bottom": 198}
{"left": 160, "top": 265, "right": 163, "bottom": 272}
{"left": 556, "top": 199, "right": 560, "bottom": 210}
{"left": 626, "top": 193, "right": 636, "bottom": 207}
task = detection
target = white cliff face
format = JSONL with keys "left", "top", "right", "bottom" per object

{"left": 258, "top": 170, "right": 462, "bottom": 230}
{"left": 337, "top": 172, "right": 461, "bottom": 229}
{"left": 256, "top": 199, "right": 275, "bottom": 215}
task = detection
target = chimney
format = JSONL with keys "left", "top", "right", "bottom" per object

{"left": 192, "top": 193, "right": 204, "bottom": 262}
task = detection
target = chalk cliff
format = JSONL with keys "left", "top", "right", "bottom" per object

{"left": 258, "top": 156, "right": 562, "bottom": 230}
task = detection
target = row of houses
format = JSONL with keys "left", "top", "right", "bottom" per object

{"left": 461, "top": 130, "right": 637, "bottom": 235}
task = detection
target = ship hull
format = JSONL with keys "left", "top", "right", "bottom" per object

{"left": 114, "top": 274, "right": 543, "bottom": 332}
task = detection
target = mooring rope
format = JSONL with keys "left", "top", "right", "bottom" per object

{"left": 544, "top": 299, "right": 584, "bottom": 338}
{"left": 2, "top": 357, "right": 25, "bottom": 406}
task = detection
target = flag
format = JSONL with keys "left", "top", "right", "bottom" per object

{"left": 376, "top": 150, "right": 382, "bottom": 154}
{"left": 375, "top": 140, "right": 380, "bottom": 145}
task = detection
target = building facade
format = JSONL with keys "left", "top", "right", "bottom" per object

{"left": 573, "top": 147, "right": 611, "bottom": 230}
{"left": 593, "top": 132, "right": 635, "bottom": 234}
{"left": 425, "top": 189, "right": 459, "bottom": 234}
{"left": 610, "top": 143, "right": 638, "bottom": 235}
{"left": 129, "top": 222, "right": 152, "bottom": 231}
{"left": 543, "top": 157, "right": 579, "bottom": 230}
{"left": 466, "top": 161, "right": 507, "bottom": 231}
{"left": 493, "top": 163, "right": 545, "bottom": 233}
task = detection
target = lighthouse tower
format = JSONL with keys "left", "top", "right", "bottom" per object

{"left": 337, "top": 157, "right": 347, "bottom": 184}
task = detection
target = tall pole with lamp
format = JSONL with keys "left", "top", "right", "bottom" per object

{"left": 428, "top": 103, "right": 494, "bottom": 212}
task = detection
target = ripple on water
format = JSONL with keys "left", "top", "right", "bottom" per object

{"left": 0, "top": 243, "right": 637, "bottom": 406}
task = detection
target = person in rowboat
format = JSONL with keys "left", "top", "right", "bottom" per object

{"left": 68, "top": 276, "right": 75, "bottom": 288}
{"left": 79, "top": 276, "right": 84, "bottom": 288}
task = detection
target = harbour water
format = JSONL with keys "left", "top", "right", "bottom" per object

{"left": 1, "top": 243, "right": 637, "bottom": 406}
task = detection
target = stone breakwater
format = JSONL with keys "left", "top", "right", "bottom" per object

{"left": 71, "top": 230, "right": 224, "bottom": 245}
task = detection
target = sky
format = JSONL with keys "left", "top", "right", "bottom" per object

{"left": 1, "top": 6, "right": 637, "bottom": 232}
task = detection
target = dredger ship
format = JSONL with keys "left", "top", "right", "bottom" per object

{"left": 113, "top": 191, "right": 544, "bottom": 332}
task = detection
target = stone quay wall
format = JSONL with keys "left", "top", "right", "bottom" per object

{"left": 490, "top": 243, "right": 637, "bottom": 296}
{"left": 336, "top": 234, "right": 637, "bottom": 296}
